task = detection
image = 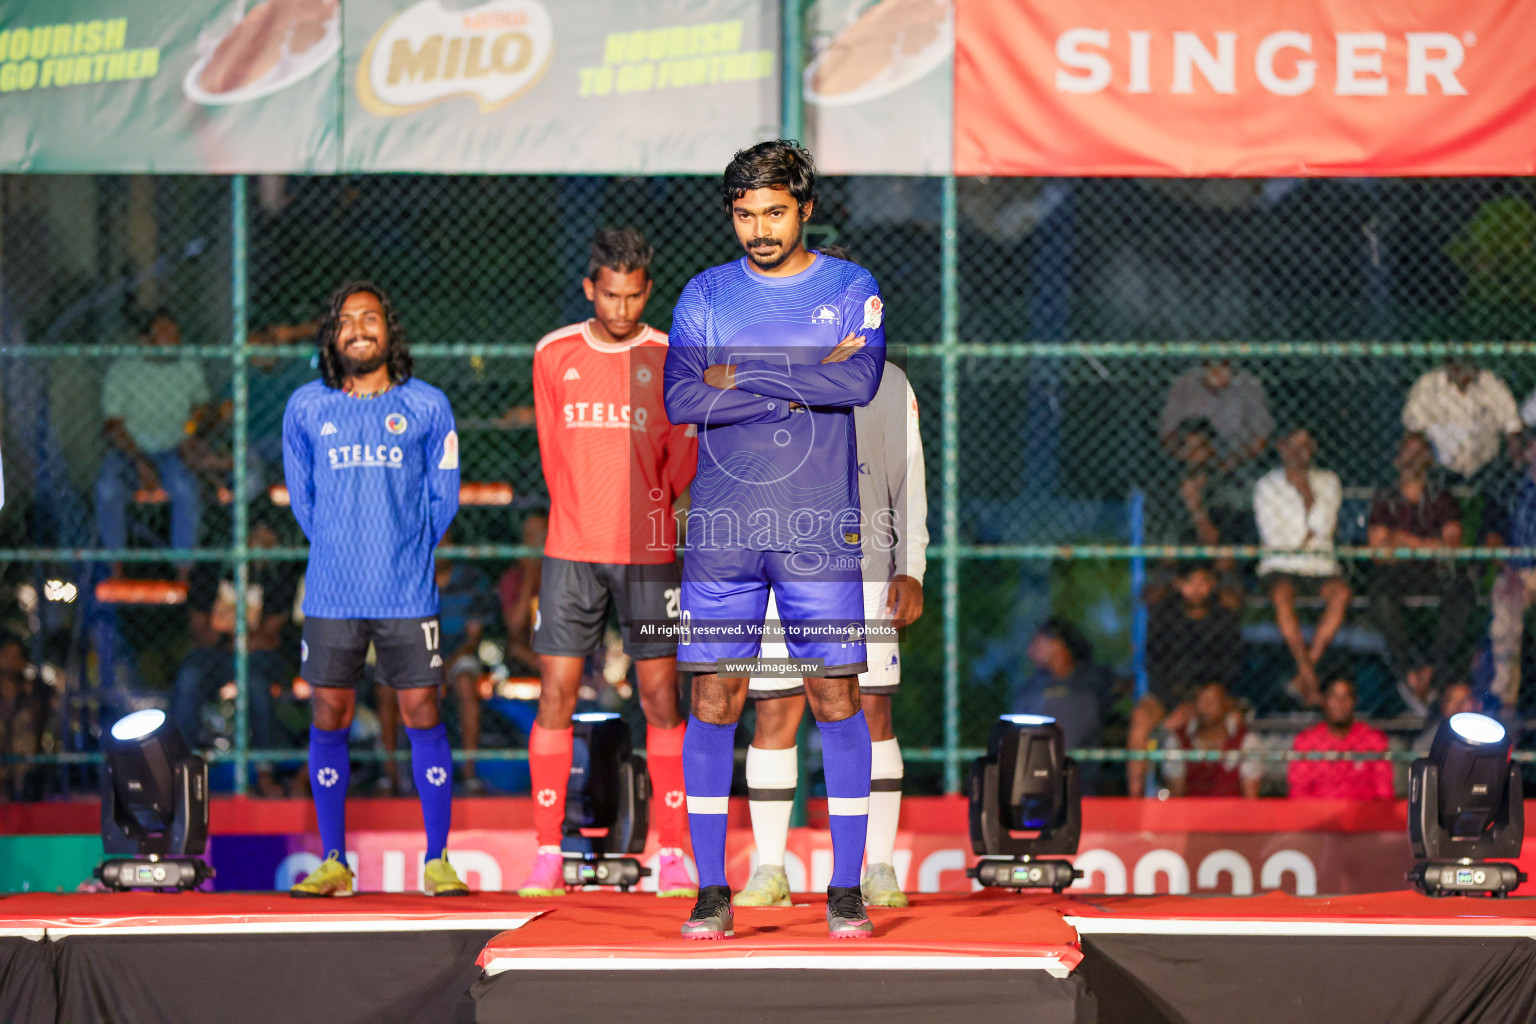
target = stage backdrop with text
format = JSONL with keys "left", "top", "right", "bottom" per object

{"left": 955, "top": 0, "right": 1536, "bottom": 177}
{"left": 191, "top": 798, "right": 1536, "bottom": 897}
{"left": 342, "top": 0, "right": 780, "bottom": 173}
{"left": 8, "top": 798, "right": 1535, "bottom": 894}
{"left": 0, "top": 0, "right": 341, "bottom": 172}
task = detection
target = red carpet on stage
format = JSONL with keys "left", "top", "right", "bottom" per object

{"left": 480, "top": 891, "right": 1081, "bottom": 974}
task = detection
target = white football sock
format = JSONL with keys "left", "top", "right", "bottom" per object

{"left": 745, "top": 745, "right": 798, "bottom": 868}
{"left": 866, "top": 738, "right": 904, "bottom": 868}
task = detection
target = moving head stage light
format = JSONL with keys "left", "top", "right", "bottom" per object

{"left": 1408, "top": 712, "right": 1526, "bottom": 898}
{"left": 561, "top": 713, "right": 651, "bottom": 891}
{"left": 95, "top": 709, "right": 214, "bottom": 892}
{"left": 967, "top": 715, "right": 1083, "bottom": 893}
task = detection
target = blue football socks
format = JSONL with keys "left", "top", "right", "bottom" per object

{"left": 308, "top": 725, "right": 351, "bottom": 859}
{"left": 817, "top": 710, "right": 872, "bottom": 889}
{"left": 683, "top": 715, "right": 737, "bottom": 890}
{"left": 406, "top": 722, "right": 454, "bottom": 858}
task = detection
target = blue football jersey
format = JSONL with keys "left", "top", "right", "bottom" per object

{"left": 281, "top": 378, "right": 460, "bottom": 619}
{"left": 663, "top": 254, "right": 886, "bottom": 555}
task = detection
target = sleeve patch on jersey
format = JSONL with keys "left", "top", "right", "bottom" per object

{"left": 439, "top": 429, "right": 459, "bottom": 470}
{"left": 863, "top": 295, "right": 883, "bottom": 330}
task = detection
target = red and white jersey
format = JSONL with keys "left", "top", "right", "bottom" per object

{"left": 533, "top": 321, "right": 697, "bottom": 565}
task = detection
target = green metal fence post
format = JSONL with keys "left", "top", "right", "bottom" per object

{"left": 230, "top": 174, "right": 251, "bottom": 797}
{"left": 940, "top": 175, "right": 960, "bottom": 794}
{"left": 781, "top": 0, "right": 803, "bottom": 142}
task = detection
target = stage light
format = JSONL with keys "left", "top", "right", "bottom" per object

{"left": 95, "top": 708, "right": 214, "bottom": 892}
{"left": 560, "top": 712, "right": 651, "bottom": 891}
{"left": 967, "top": 714, "right": 1083, "bottom": 893}
{"left": 1408, "top": 712, "right": 1526, "bottom": 898}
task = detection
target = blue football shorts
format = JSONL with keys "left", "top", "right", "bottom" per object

{"left": 677, "top": 547, "right": 866, "bottom": 677}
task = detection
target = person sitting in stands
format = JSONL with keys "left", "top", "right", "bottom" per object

{"left": 1254, "top": 425, "right": 1349, "bottom": 708}
{"left": 1288, "top": 677, "right": 1393, "bottom": 800}
{"left": 1129, "top": 562, "right": 1243, "bottom": 797}
{"left": 1012, "top": 618, "right": 1114, "bottom": 754}
{"left": 1366, "top": 433, "right": 1474, "bottom": 718}
{"left": 1160, "top": 682, "right": 1262, "bottom": 798}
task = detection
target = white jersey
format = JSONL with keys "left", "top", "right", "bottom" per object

{"left": 751, "top": 363, "right": 928, "bottom": 695}
{"left": 855, "top": 363, "right": 928, "bottom": 587}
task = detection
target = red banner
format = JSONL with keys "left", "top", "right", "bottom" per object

{"left": 955, "top": 0, "right": 1536, "bottom": 176}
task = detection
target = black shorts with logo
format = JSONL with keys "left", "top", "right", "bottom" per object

{"left": 301, "top": 616, "right": 445, "bottom": 690}
{"left": 532, "top": 557, "right": 680, "bottom": 662}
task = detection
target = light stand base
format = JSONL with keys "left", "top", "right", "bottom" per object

{"left": 968, "top": 857, "right": 1081, "bottom": 893}
{"left": 96, "top": 855, "right": 214, "bottom": 892}
{"left": 563, "top": 856, "right": 651, "bottom": 892}
{"left": 1409, "top": 860, "right": 1526, "bottom": 898}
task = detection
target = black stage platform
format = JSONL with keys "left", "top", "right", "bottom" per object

{"left": 2, "top": 890, "right": 1533, "bottom": 1023}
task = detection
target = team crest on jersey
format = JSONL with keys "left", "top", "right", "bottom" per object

{"left": 385, "top": 413, "right": 408, "bottom": 434}
{"left": 863, "top": 296, "right": 883, "bottom": 330}
{"left": 636, "top": 366, "right": 653, "bottom": 383}
{"left": 812, "top": 305, "right": 840, "bottom": 325}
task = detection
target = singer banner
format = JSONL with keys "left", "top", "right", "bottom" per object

{"left": 955, "top": 0, "right": 1536, "bottom": 177}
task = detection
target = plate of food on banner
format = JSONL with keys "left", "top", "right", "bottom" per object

{"left": 183, "top": 0, "right": 340, "bottom": 106}
{"left": 804, "top": 0, "right": 953, "bottom": 107}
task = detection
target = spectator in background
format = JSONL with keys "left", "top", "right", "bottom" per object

{"left": 1367, "top": 433, "right": 1475, "bottom": 718}
{"left": 1255, "top": 425, "right": 1349, "bottom": 708}
{"left": 1012, "top": 619, "right": 1113, "bottom": 753}
{"left": 377, "top": 538, "right": 496, "bottom": 794}
{"left": 1160, "top": 361, "right": 1274, "bottom": 472}
{"left": 170, "top": 521, "right": 296, "bottom": 797}
{"left": 498, "top": 513, "right": 548, "bottom": 676}
{"left": 1158, "top": 361, "right": 1273, "bottom": 537}
{"left": 96, "top": 309, "right": 209, "bottom": 578}
{"left": 1128, "top": 561, "right": 1244, "bottom": 797}
{"left": 1144, "top": 418, "right": 1246, "bottom": 608}
{"left": 1488, "top": 432, "right": 1536, "bottom": 720}
{"left": 1160, "top": 682, "right": 1262, "bottom": 798}
{"left": 1412, "top": 682, "right": 1481, "bottom": 757}
{"left": 1288, "top": 677, "right": 1393, "bottom": 799}
{"left": 1402, "top": 357, "right": 1522, "bottom": 528}
{"left": 0, "top": 635, "right": 47, "bottom": 801}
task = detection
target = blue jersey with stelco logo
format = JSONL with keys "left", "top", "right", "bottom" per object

{"left": 282, "top": 378, "right": 460, "bottom": 619}
{"left": 663, "top": 254, "right": 886, "bottom": 556}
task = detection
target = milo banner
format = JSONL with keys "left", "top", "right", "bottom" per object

{"left": 0, "top": 0, "right": 341, "bottom": 172}
{"left": 806, "top": 0, "right": 953, "bottom": 175}
{"left": 343, "top": 0, "right": 780, "bottom": 173}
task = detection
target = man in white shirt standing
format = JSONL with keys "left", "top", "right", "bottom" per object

{"left": 1403, "top": 358, "right": 1522, "bottom": 483}
{"left": 734, "top": 343, "right": 928, "bottom": 911}
{"left": 1254, "top": 425, "right": 1349, "bottom": 708}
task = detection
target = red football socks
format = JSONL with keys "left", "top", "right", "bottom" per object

{"left": 647, "top": 722, "right": 688, "bottom": 850}
{"left": 528, "top": 724, "right": 573, "bottom": 848}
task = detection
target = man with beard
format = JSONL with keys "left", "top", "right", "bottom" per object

{"left": 282, "top": 281, "right": 468, "bottom": 897}
{"left": 515, "top": 228, "right": 699, "bottom": 899}
{"left": 663, "top": 141, "right": 886, "bottom": 939}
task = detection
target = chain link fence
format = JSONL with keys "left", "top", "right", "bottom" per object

{"left": 2, "top": 171, "right": 1535, "bottom": 799}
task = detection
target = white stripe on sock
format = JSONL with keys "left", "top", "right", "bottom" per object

{"left": 827, "top": 796, "right": 870, "bottom": 816}
{"left": 686, "top": 795, "right": 729, "bottom": 814}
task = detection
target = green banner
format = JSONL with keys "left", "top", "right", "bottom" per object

{"left": 0, "top": 0, "right": 340, "bottom": 172}
{"left": 0, "top": 0, "right": 799, "bottom": 174}
{"left": 343, "top": 0, "right": 780, "bottom": 173}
